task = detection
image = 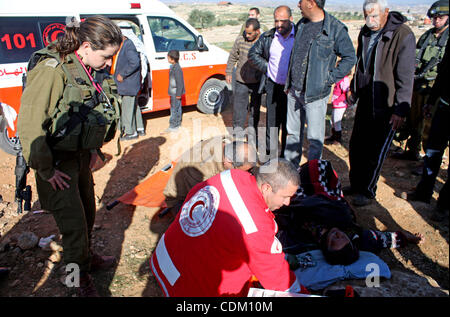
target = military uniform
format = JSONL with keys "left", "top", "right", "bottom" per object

{"left": 17, "top": 48, "right": 119, "bottom": 273}
{"left": 399, "top": 4, "right": 449, "bottom": 158}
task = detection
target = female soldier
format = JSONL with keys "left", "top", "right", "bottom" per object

{"left": 17, "top": 16, "right": 122, "bottom": 297}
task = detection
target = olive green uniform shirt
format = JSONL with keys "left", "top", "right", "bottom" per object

{"left": 18, "top": 57, "right": 66, "bottom": 180}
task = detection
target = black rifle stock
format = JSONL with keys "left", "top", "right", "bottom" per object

{"left": 14, "top": 143, "right": 32, "bottom": 214}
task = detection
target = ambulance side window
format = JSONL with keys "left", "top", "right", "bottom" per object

{"left": 0, "top": 17, "right": 66, "bottom": 64}
{"left": 147, "top": 17, "right": 197, "bottom": 52}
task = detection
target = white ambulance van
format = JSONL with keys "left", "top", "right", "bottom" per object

{"left": 0, "top": 0, "right": 230, "bottom": 155}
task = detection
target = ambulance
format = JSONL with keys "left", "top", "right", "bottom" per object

{"left": 0, "top": 0, "right": 230, "bottom": 155}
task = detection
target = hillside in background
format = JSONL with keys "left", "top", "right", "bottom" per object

{"left": 162, "top": 0, "right": 433, "bottom": 13}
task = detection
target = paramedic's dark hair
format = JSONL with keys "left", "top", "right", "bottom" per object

{"left": 168, "top": 50, "right": 180, "bottom": 63}
{"left": 223, "top": 141, "right": 257, "bottom": 168}
{"left": 249, "top": 7, "right": 260, "bottom": 15}
{"left": 50, "top": 15, "right": 122, "bottom": 58}
{"left": 255, "top": 158, "right": 300, "bottom": 193}
{"left": 245, "top": 18, "right": 260, "bottom": 30}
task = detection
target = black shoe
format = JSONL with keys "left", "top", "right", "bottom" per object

{"left": 325, "top": 129, "right": 342, "bottom": 145}
{"left": 352, "top": 194, "right": 372, "bottom": 206}
{"left": 120, "top": 132, "right": 138, "bottom": 141}
{"left": 391, "top": 150, "right": 420, "bottom": 161}
{"left": 407, "top": 191, "right": 431, "bottom": 204}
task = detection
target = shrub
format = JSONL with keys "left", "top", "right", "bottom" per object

{"left": 188, "top": 9, "right": 216, "bottom": 29}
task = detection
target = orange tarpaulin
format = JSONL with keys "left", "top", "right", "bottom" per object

{"left": 116, "top": 162, "right": 177, "bottom": 208}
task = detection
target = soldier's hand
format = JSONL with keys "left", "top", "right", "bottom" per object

{"left": 48, "top": 169, "right": 71, "bottom": 191}
{"left": 389, "top": 114, "right": 405, "bottom": 131}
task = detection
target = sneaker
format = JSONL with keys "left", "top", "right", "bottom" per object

{"left": 90, "top": 253, "right": 116, "bottom": 272}
{"left": 77, "top": 273, "right": 99, "bottom": 297}
{"left": 120, "top": 132, "right": 138, "bottom": 141}
{"left": 352, "top": 194, "right": 372, "bottom": 206}
{"left": 137, "top": 130, "right": 146, "bottom": 137}
{"left": 160, "top": 127, "right": 179, "bottom": 135}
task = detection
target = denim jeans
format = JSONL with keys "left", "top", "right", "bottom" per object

{"left": 169, "top": 96, "right": 182, "bottom": 129}
{"left": 284, "top": 90, "right": 328, "bottom": 167}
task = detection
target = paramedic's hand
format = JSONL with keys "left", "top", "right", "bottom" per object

{"left": 48, "top": 169, "right": 71, "bottom": 191}
{"left": 116, "top": 74, "right": 124, "bottom": 83}
{"left": 226, "top": 74, "right": 232, "bottom": 84}
{"left": 390, "top": 114, "right": 405, "bottom": 131}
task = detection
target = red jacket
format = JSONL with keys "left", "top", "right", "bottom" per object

{"left": 150, "top": 169, "right": 301, "bottom": 296}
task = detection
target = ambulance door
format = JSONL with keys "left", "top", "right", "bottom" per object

{"left": 144, "top": 16, "right": 203, "bottom": 112}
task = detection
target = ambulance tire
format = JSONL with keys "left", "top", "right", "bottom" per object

{"left": 197, "top": 78, "right": 229, "bottom": 114}
{"left": 0, "top": 116, "right": 19, "bottom": 156}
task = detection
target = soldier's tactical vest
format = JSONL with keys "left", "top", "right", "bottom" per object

{"left": 415, "top": 28, "right": 449, "bottom": 87}
{"left": 25, "top": 47, "right": 120, "bottom": 152}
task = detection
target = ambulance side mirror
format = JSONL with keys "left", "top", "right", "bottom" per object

{"left": 197, "top": 35, "right": 208, "bottom": 52}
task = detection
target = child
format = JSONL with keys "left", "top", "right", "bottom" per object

{"left": 162, "top": 49, "right": 185, "bottom": 134}
{"left": 325, "top": 73, "right": 351, "bottom": 145}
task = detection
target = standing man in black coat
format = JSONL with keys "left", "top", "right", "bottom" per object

{"left": 346, "top": 0, "right": 416, "bottom": 206}
{"left": 248, "top": 6, "right": 295, "bottom": 161}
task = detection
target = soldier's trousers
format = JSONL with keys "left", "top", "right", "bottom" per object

{"left": 36, "top": 150, "right": 96, "bottom": 273}
{"left": 404, "top": 91, "right": 436, "bottom": 154}
{"left": 415, "top": 102, "right": 450, "bottom": 208}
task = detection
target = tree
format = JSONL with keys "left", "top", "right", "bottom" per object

{"left": 188, "top": 9, "right": 215, "bottom": 29}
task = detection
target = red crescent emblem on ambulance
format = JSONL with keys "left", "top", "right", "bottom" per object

{"left": 179, "top": 186, "right": 220, "bottom": 237}
{"left": 42, "top": 23, "right": 66, "bottom": 46}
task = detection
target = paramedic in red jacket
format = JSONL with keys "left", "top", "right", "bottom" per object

{"left": 150, "top": 158, "right": 304, "bottom": 296}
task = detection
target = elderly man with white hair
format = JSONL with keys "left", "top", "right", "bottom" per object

{"left": 345, "top": 0, "right": 416, "bottom": 206}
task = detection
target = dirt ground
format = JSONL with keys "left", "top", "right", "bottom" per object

{"left": 0, "top": 102, "right": 448, "bottom": 297}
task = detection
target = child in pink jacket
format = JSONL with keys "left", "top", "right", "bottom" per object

{"left": 325, "top": 74, "right": 351, "bottom": 144}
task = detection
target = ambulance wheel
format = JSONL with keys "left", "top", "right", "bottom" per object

{"left": 0, "top": 116, "right": 19, "bottom": 156}
{"left": 197, "top": 78, "right": 229, "bottom": 114}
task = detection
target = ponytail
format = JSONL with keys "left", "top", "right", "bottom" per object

{"left": 49, "top": 15, "right": 122, "bottom": 58}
